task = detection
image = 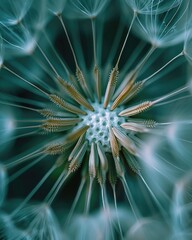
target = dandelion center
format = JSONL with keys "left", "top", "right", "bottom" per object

{"left": 82, "top": 102, "right": 125, "bottom": 152}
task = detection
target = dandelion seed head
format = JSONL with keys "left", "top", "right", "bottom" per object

{"left": 0, "top": 0, "right": 33, "bottom": 26}
{"left": 0, "top": 0, "right": 192, "bottom": 238}
{"left": 47, "top": 0, "right": 67, "bottom": 16}
{"left": 67, "top": 0, "right": 110, "bottom": 19}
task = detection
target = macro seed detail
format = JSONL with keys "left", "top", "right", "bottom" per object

{"left": 81, "top": 102, "right": 125, "bottom": 152}
{"left": 1, "top": 1, "right": 191, "bottom": 239}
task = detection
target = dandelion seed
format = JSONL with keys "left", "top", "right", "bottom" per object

{"left": 47, "top": 0, "right": 67, "bottom": 16}
{"left": 122, "top": 0, "right": 182, "bottom": 15}
{"left": 0, "top": 0, "right": 33, "bottom": 26}
{"left": 132, "top": 0, "right": 191, "bottom": 47}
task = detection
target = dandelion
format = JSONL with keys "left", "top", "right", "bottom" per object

{"left": 0, "top": 0, "right": 192, "bottom": 239}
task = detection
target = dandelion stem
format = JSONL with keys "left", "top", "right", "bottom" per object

{"left": 100, "top": 183, "right": 106, "bottom": 210}
{"left": 11, "top": 164, "right": 56, "bottom": 217}
{"left": 112, "top": 185, "right": 124, "bottom": 240}
{"left": 91, "top": 18, "right": 101, "bottom": 102}
{"left": 91, "top": 18, "right": 97, "bottom": 66}
{"left": 1, "top": 130, "right": 38, "bottom": 145}
{"left": 8, "top": 155, "right": 46, "bottom": 183}
{"left": 115, "top": 12, "right": 137, "bottom": 68}
{"left": 0, "top": 100, "right": 38, "bottom": 112}
{"left": 139, "top": 174, "right": 169, "bottom": 222}
{"left": 65, "top": 177, "right": 86, "bottom": 226}
{"left": 152, "top": 85, "right": 189, "bottom": 105}
{"left": 134, "top": 45, "right": 156, "bottom": 72}
{"left": 6, "top": 148, "right": 44, "bottom": 169}
{"left": 0, "top": 125, "right": 41, "bottom": 132}
{"left": 100, "top": 184, "right": 115, "bottom": 240}
{"left": 42, "top": 29, "right": 70, "bottom": 76}
{"left": 142, "top": 52, "right": 184, "bottom": 84}
{"left": 121, "top": 176, "right": 139, "bottom": 219}
{"left": 36, "top": 43, "right": 60, "bottom": 77}
{"left": 45, "top": 172, "right": 70, "bottom": 205}
{"left": 58, "top": 15, "right": 78, "bottom": 67}
{"left": 4, "top": 66, "right": 49, "bottom": 97}
{"left": 84, "top": 177, "right": 93, "bottom": 215}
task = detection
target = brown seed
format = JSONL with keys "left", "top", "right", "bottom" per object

{"left": 109, "top": 127, "right": 119, "bottom": 158}
{"left": 68, "top": 134, "right": 85, "bottom": 161}
{"left": 110, "top": 71, "right": 136, "bottom": 110}
{"left": 57, "top": 76, "right": 94, "bottom": 111}
{"left": 112, "top": 127, "right": 138, "bottom": 156}
{"left": 76, "top": 66, "right": 94, "bottom": 101}
{"left": 119, "top": 101, "right": 153, "bottom": 117}
{"left": 69, "top": 141, "right": 88, "bottom": 173}
{"left": 103, "top": 67, "right": 119, "bottom": 108}
{"left": 42, "top": 118, "right": 81, "bottom": 132}
{"left": 49, "top": 94, "right": 86, "bottom": 115}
